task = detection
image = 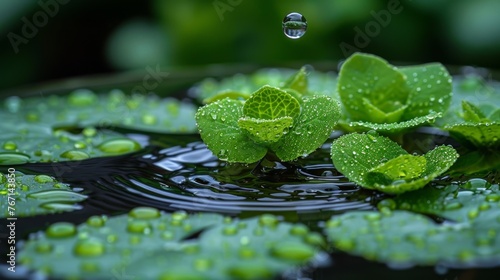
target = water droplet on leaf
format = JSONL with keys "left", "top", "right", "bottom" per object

{"left": 97, "top": 138, "right": 141, "bottom": 154}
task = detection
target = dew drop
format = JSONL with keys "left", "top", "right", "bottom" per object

{"left": 228, "top": 263, "right": 273, "bottom": 279}
{"left": 73, "top": 141, "right": 87, "bottom": 149}
{"left": 467, "top": 209, "right": 480, "bottom": 219}
{"left": 35, "top": 241, "right": 53, "bottom": 253}
{"left": 485, "top": 194, "right": 500, "bottom": 202}
{"left": 60, "top": 150, "right": 90, "bottom": 160}
{"left": 3, "top": 141, "right": 17, "bottom": 150}
{"left": 34, "top": 175, "right": 54, "bottom": 183}
{"left": 161, "top": 231, "right": 175, "bottom": 240}
{"left": 239, "top": 247, "right": 256, "bottom": 259}
{"left": 270, "top": 241, "right": 315, "bottom": 261}
{"left": 222, "top": 225, "right": 238, "bottom": 235}
{"left": 444, "top": 202, "right": 463, "bottom": 210}
{"left": 97, "top": 138, "right": 141, "bottom": 154}
{"left": 74, "top": 238, "right": 105, "bottom": 257}
{"left": 290, "top": 225, "right": 309, "bottom": 236}
{"left": 86, "top": 216, "right": 106, "bottom": 227}
{"left": 141, "top": 114, "right": 157, "bottom": 125}
{"left": 82, "top": 127, "right": 97, "bottom": 137}
{"left": 259, "top": 214, "right": 279, "bottom": 227}
{"left": 127, "top": 220, "right": 152, "bottom": 234}
{"left": 282, "top": 12, "right": 307, "bottom": 39}
{"left": 194, "top": 258, "right": 212, "bottom": 271}
{"left": 46, "top": 222, "right": 77, "bottom": 238}
{"left": 129, "top": 207, "right": 161, "bottom": 219}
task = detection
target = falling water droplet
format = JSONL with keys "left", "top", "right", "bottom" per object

{"left": 282, "top": 12, "right": 307, "bottom": 39}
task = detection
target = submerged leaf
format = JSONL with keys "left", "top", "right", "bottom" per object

{"left": 0, "top": 171, "right": 87, "bottom": 218}
{"left": 325, "top": 209, "right": 500, "bottom": 268}
{"left": 19, "top": 208, "right": 324, "bottom": 280}
{"left": 389, "top": 179, "right": 500, "bottom": 223}
{"left": 0, "top": 89, "right": 197, "bottom": 164}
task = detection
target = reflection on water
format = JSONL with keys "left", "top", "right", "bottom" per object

{"left": 22, "top": 133, "right": 377, "bottom": 219}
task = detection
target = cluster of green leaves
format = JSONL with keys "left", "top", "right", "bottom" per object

{"left": 0, "top": 171, "right": 87, "bottom": 217}
{"left": 444, "top": 100, "right": 500, "bottom": 149}
{"left": 325, "top": 179, "right": 500, "bottom": 267}
{"left": 196, "top": 69, "right": 341, "bottom": 163}
{"left": 0, "top": 89, "right": 197, "bottom": 164}
{"left": 19, "top": 207, "right": 324, "bottom": 280}
{"left": 330, "top": 132, "right": 459, "bottom": 194}
{"left": 192, "top": 67, "right": 338, "bottom": 103}
{"left": 337, "top": 53, "right": 452, "bottom": 134}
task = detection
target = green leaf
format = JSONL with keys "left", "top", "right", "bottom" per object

{"left": 444, "top": 122, "right": 500, "bottom": 148}
{"left": 366, "top": 154, "right": 426, "bottom": 185}
{"left": 462, "top": 100, "right": 488, "bottom": 122}
{"left": 191, "top": 68, "right": 338, "bottom": 103}
{"left": 437, "top": 75, "right": 500, "bottom": 126}
{"left": 3, "top": 89, "right": 197, "bottom": 133}
{"left": 330, "top": 132, "right": 407, "bottom": 187}
{"left": 348, "top": 112, "right": 441, "bottom": 134}
{"left": 195, "top": 98, "right": 267, "bottom": 163}
{"left": 283, "top": 66, "right": 308, "bottom": 94}
{"left": 331, "top": 133, "right": 459, "bottom": 194}
{"left": 489, "top": 108, "right": 500, "bottom": 121}
{"left": 1, "top": 171, "right": 87, "bottom": 218}
{"left": 337, "top": 53, "right": 408, "bottom": 122}
{"left": 399, "top": 63, "right": 453, "bottom": 120}
{"left": 271, "top": 96, "right": 341, "bottom": 161}
{"left": 19, "top": 208, "right": 324, "bottom": 280}
{"left": 238, "top": 116, "right": 293, "bottom": 143}
{"left": 0, "top": 127, "right": 140, "bottom": 165}
{"left": 388, "top": 179, "right": 500, "bottom": 223}
{"left": 324, "top": 209, "right": 500, "bottom": 267}
{"left": 0, "top": 89, "right": 199, "bottom": 164}
{"left": 203, "top": 90, "right": 251, "bottom": 104}
{"left": 448, "top": 150, "right": 500, "bottom": 176}
{"left": 243, "top": 86, "right": 301, "bottom": 120}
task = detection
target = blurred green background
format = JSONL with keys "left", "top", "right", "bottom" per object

{"left": 1, "top": 0, "right": 500, "bottom": 91}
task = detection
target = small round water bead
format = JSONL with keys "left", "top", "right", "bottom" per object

{"left": 282, "top": 12, "right": 307, "bottom": 39}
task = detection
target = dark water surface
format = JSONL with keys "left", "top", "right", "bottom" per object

{"left": 7, "top": 128, "right": 497, "bottom": 280}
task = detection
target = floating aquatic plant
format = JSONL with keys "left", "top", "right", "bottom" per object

{"left": 196, "top": 84, "right": 341, "bottom": 163}
{"left": 330, "top": 132, "right": 459, "bottom": 194}
{"left": 0, "top": 171, "right": 86, "bottom": 218}
{"left": 337, "top": 53, "right": 452, "bottom": 133}
{"left": 19, "top": 207, "right": 325, "bottom": 280}
{"left": 0, "top": 89, "right": 197, "bottom": 164}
